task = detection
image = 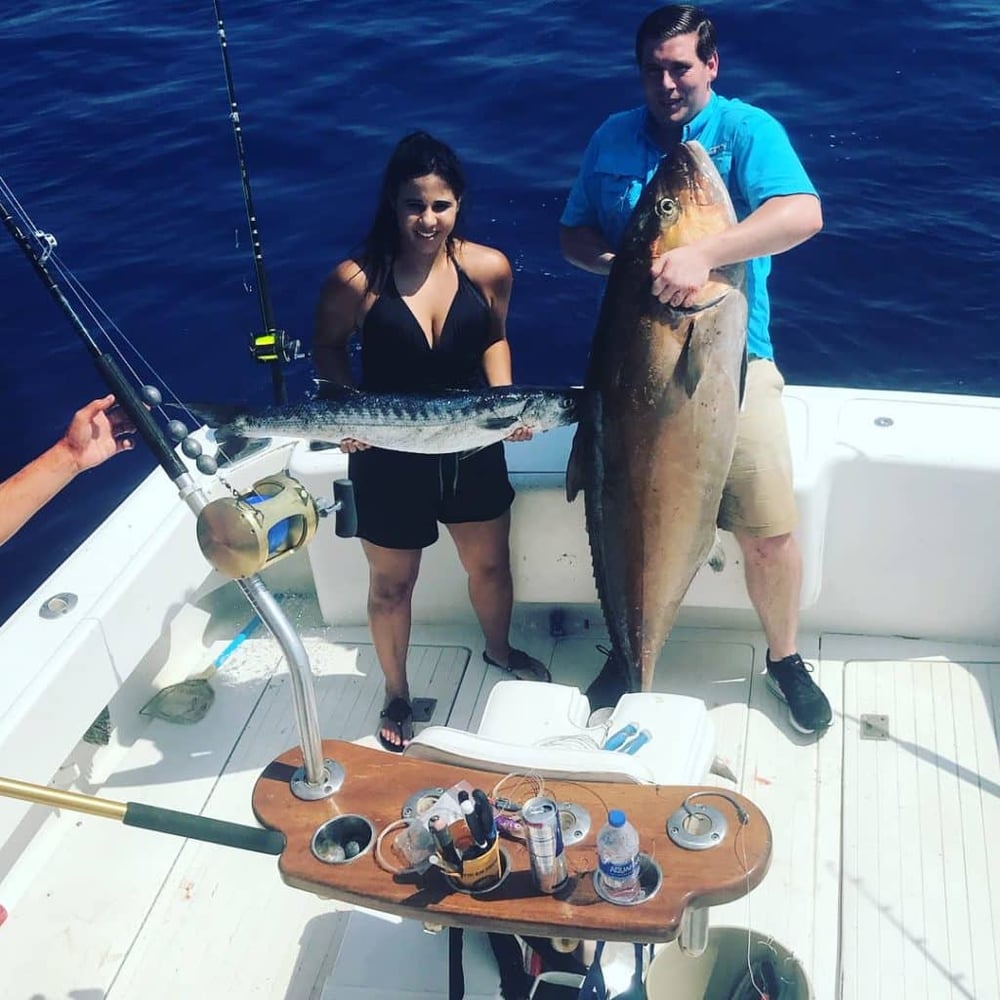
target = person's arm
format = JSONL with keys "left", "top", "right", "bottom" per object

{"left": 0, "top": 394, "right": 134, "bottom": 546}
{"left": 558, "top": 224, "right": 617, "bottom": 276}
{"left": 312, "top": 260, "right": 366, "bottom": 386}
{"left": 652, "top": 110, "right": 823, "bottom": 306}
{"left": 463, "top": 242, "right": 514, "bottom": 388}
{"left": 650, "top": 193, "right": 822, "bottom": 304}
{"left": 468, "top": 244, "right": 533, "bottom": 443}
{"left": 312, "top": 261, "right": 373, "bottom": 453}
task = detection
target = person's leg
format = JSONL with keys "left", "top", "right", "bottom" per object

{"left": 719, "top": 360, "right": 830, "bottom": 733}
{"left": 350, "top": 448, "right": 441, "bottom": 747}
{"left": 362, "top": 539, "right": 422, "bottom": 747}
{"left": 446, "top": 513, "right": 551, "bottom": 681}
{"left": 446, "top": 512, "right": 514, "bottom": 662}
{"left": 441, "top": 444, "right": 549, "bottom": 681}
{"left": 735, "top": 530, "right": 801, "bottom": 661}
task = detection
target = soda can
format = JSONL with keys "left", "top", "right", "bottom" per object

{"left": 521, "top": 796, "right": 568, "bottom": 893}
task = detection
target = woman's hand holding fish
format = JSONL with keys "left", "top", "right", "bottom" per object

{"left": 505, "top": 426, "right": 534, "bottom": 443}
{"left": 339, "top": 438, "right": 371, "bottom": 453}
{"left": 650, "top": 244, "right": 711, "bottom": 307}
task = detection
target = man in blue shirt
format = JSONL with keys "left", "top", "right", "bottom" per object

{"left": 560, "top": 4, "right": 831, "bottom": 735}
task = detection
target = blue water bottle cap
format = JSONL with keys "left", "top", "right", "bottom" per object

{"left": 608, "top": 809, "right": 626, "bottom": 827}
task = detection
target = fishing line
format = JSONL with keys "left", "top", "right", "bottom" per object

{"left": 0, "top": 183, "right": 164, "bottom": 402}
{"left": 735, "top": 821, "right": 767, "bottom": 1000}
{"left": 533, "top": 733, "right": 604, "bottom": 750}
{"left": 0, "top": 182, "right": 185, "bottom": 478}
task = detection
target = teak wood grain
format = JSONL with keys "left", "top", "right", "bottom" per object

{"left": 252, "top": 740, "right": 771, "bottom": 943}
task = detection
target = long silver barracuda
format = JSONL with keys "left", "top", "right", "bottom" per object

{"left": 188, "top": 385, "right": 582, "bottom": 454}
{"left": 567, "top": 140, "right": 748, "bottom": 699}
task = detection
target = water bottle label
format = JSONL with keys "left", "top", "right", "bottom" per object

{"left": 599, "top": 857, "right": 638, "bottom": 881}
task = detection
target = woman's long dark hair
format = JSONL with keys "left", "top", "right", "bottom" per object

{"left": 359, "top": 131, "right": 467, "bottom": 294}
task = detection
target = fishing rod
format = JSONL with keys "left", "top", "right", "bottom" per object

{"left": 212, "top": 0, "right": 297, "bottom": 405}
{"left": 0, "top": 776, "right": 285, "bottom": 856}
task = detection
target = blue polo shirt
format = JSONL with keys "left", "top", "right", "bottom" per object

{"left": 560, "top": 92, "right": 818, "bottom": 360}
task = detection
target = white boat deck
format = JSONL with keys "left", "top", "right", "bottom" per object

{"left": 1, "top": 592, "right": 997, "bottom": 1000}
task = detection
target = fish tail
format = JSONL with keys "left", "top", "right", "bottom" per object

{"left": 584, "top": 648, "right": 632, "bottom": 712}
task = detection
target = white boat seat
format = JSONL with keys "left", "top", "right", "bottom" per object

{"left": 404, "top": 681, "right": 715, "bottom": 785}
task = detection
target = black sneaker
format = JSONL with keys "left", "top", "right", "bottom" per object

{"left": 765, "top": 651, "right": 832, "bottom": 734}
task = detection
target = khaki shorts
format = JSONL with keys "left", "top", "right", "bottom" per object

{"left": 717, "top": 359, "right": 798, "bottom": 537}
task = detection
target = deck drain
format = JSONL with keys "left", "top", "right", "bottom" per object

{"left": 39, "top": 592, "right": 78, "bottom": 619}
{"left": 410, "top": 697, "right": 437, "bottom": 723}
{"left": 860, "top": 714, "right": 890, "bottom": 740}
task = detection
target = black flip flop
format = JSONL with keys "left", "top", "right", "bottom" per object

{"left": 377, "top": 696, "right": 413, "bottom": 753}
{"left": 483, "top": 649, "right": 551, "bottom": 682}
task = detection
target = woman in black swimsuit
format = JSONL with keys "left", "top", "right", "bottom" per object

{"left": 313, "top": 132, "right": 550, "bottom": 752}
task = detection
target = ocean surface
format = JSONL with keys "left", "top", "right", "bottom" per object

{"left": 0, "top": 1, "right": 996, "bottom": 623}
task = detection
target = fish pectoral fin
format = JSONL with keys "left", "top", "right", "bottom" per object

{"left": 707, "top": 531, "right": 726, "bottom": 573}
{"left": 739, "top": 348, "right": 749, "bottom": 411}
{"left": 565, "top": 426, "right": 585, "bottom": 502}
{"left": 675, "top": 318, "right": 705, "bottom": 397}
{"left": 482, "top": 416, "right": 520, "bottom": 430}
{"left": 709, "top": 754, "right": 738, "bottom": 783}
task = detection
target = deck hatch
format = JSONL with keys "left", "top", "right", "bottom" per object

{"left": 842, "top": 655, "right": 1000, "bottom": 998}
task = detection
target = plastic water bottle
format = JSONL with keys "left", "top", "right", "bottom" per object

{"left": 596, "top": 808, "right": 641, "bottom": 903}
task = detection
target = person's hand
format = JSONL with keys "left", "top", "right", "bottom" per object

{"left": 339, "top": 438, "right": 371, "bottom": 453}
{"left": 650, "top": 244, "right": 712, "bottom": 307}
{"left": 61, "top": 394, "right": 135, "bottom": 472}
{"left": 506, "top": 426, "right": 534, "bottom": 443}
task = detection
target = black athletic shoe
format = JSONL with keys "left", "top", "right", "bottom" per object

{"left": 765, "top": 651, "right": 832, "bottom": 734}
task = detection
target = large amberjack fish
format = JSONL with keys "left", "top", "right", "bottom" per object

{"left": 566, "top": 140, "right": 748, "bottom": 700}
{"left": 188, "top": 385, "right": 582, "bottom": 454}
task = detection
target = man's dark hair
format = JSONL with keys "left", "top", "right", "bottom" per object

{"left": 635, "top": 5, "right": 717, "bottom": 65}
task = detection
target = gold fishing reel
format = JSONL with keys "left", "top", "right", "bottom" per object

{"left": 196, "top": 474, "right": 320, "bottom": 579}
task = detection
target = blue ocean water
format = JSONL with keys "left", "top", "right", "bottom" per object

{"left": 0, "top": 1, "right": 997, "bottom": 624}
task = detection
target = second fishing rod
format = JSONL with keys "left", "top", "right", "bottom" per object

{"left": 212, "top": 0, "right": 301, "bottom": 403}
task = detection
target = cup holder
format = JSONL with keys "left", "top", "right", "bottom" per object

{"left": 592, "top": 852, "right": 662, "bottom": 905}
{"left": 311, "top": 814, "right": 375, "bottom": 864}
{"left": 443, "top": 846, "right": 512, "bottom": 896}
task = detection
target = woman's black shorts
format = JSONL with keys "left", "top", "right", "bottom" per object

{"left": 348, "top": 442, "right": 515, "bottom": 550}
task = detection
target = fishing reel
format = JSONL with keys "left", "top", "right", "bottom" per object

{"left": 250, "top": 328, "right": 303, "bottom": 364}
{"left": 196, "top": 474, "right": 356, "bottom": 579}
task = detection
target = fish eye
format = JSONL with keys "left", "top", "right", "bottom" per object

{"left": 655, "top": 197, "right": 677, "bottom": 219}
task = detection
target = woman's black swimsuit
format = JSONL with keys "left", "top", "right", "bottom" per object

{"left": 347, "top": 262, "right": 515, "bottom": 550}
